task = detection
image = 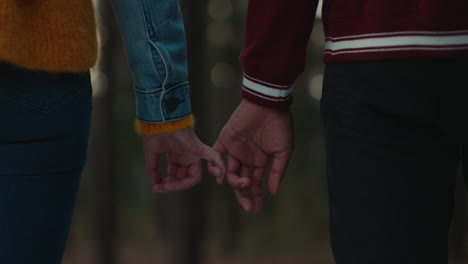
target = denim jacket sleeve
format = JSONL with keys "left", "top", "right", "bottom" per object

{"left": 111, "top": 0, "right": 191, "bottom": 123}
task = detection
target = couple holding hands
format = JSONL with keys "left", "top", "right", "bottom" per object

{"left": 1, "top": 0, "right": 468, "bottom": 263}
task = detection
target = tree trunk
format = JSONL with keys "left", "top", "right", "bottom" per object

{"left": 158, "top": 1, "right": 210, "bottom": 264}
{"left": 92, "top": 1, "right": 122, "bottom": 263}
{"left": 449, "top": 161, "right": 466, "bottom": 263}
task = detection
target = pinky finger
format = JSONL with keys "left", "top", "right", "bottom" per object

{"left": 208, "top": 162, "right": 224, "bottom": 184}
{"left": 234, "top": 189, "right": 253, "bottom": 213}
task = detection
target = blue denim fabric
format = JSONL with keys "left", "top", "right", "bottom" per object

{"left": 0, "top": 62, "right": 92, "bottom": 263}
{"left": 0, "top": 64, "right": 92, "bottom": 175}
{"left": 111, "top": 0, "right": 192, "bottom": 123}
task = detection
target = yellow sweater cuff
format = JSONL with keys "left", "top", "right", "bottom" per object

{"left": 135, "top": 115, "right": 195, "bottom": 135}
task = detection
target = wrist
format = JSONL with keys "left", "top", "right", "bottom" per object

{"left": 240, "top": 98, "right": 291, "bottom": 114}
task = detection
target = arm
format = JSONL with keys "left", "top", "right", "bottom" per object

{"left": 111, "top": 0, "right": 191, "bottom": 128}
{"left": 240, "top": 0, "right": 318, "bottom": 109}
{"left": 111, "top": 0, "right": 225, "bottom": 192}
{"left": 209, "top": 0, "right": 319, "bottom": 212}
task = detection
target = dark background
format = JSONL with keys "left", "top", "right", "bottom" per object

{"left": 62, "top": 0, "right": 467, "bottom": 263}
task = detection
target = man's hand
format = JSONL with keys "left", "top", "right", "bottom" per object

{"left": 208, "top": 99, "right": 294, "bottom": 212}
{"left": 143, "top": 129, "right": 225, "bottom": 194}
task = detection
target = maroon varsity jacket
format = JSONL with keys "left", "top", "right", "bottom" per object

{"left": 239, "top": 0, "right": 468, "bottom": 108}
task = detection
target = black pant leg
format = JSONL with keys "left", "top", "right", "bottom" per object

{"left": 321, "top": 59, "right": 464, "bottom": 264}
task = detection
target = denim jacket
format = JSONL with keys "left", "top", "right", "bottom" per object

{"left": 111, "top": 0, "right": 191, "bottom": 123}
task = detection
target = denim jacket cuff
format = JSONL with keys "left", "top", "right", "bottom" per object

{"left": 134, "top": 81, "right": 192, "bottom": 123}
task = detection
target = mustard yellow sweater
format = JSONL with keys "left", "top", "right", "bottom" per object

{"left": 0, "top": 0, "right": 97, "bottom": 72}
{"left": 0, "top": 0, "right": 193, "bottom": 134}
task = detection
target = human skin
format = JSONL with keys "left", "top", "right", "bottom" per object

{"left": 143, "top": 129, "right": 226, "bottom": 194}
{"left": 209, "top": 99, "right": 294, "bottom": 212}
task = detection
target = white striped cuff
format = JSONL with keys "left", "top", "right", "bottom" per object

{"left": 242, "top": 73, "right": 294, "bottom": 102}
{"left": 324, "top": 30, "right": 468, "bottom": 55}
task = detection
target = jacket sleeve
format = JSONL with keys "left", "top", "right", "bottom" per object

{"left": 240, "top": 0, "right": 319, "bottom": 109}
{"left": 111, "top": 0, "right": 193, "bottom": 134}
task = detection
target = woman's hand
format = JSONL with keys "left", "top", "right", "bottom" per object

{"left": 143, "top": 129, "right": 225, "bottom": 194}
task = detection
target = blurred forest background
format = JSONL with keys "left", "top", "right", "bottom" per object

{"left": 63, "top": 0, "right": 468, "bottom": 263}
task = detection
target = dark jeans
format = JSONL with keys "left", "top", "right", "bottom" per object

{"left": 0, "top": 62, "right": 92, "bottom": 263}
{"left": 321, "top": 58, "right": 468, "bottom": 264}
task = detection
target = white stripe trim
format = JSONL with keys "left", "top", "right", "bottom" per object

{"left": 243, "top": 88, "right": 292, "bottom": 102}
{"left": 139, "top": 2, "right": 169, "bottom": 122}
{"left": 325, "top": 34, "right": 468, "bottom": 53}
{"left": 150, "top": 41, "right": 169, "bottom": 122}
{"left": 243, "top": 77, "right": 293, "bottom": 98}
{"left": 244, "top": 73, "right": 293, "bottom": 88}
{"left": 325, "top": 46, "right": 468, "bottom": 55}
{"left": 326, "top": 30, "right": 468, "bottom": 41}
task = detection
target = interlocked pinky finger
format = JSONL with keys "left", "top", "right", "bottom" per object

{"left": 226, "top": 156, "right": 250, "bottom": 188}
{"left": 234, "top": 189, "right": 253, "bottom": 212}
